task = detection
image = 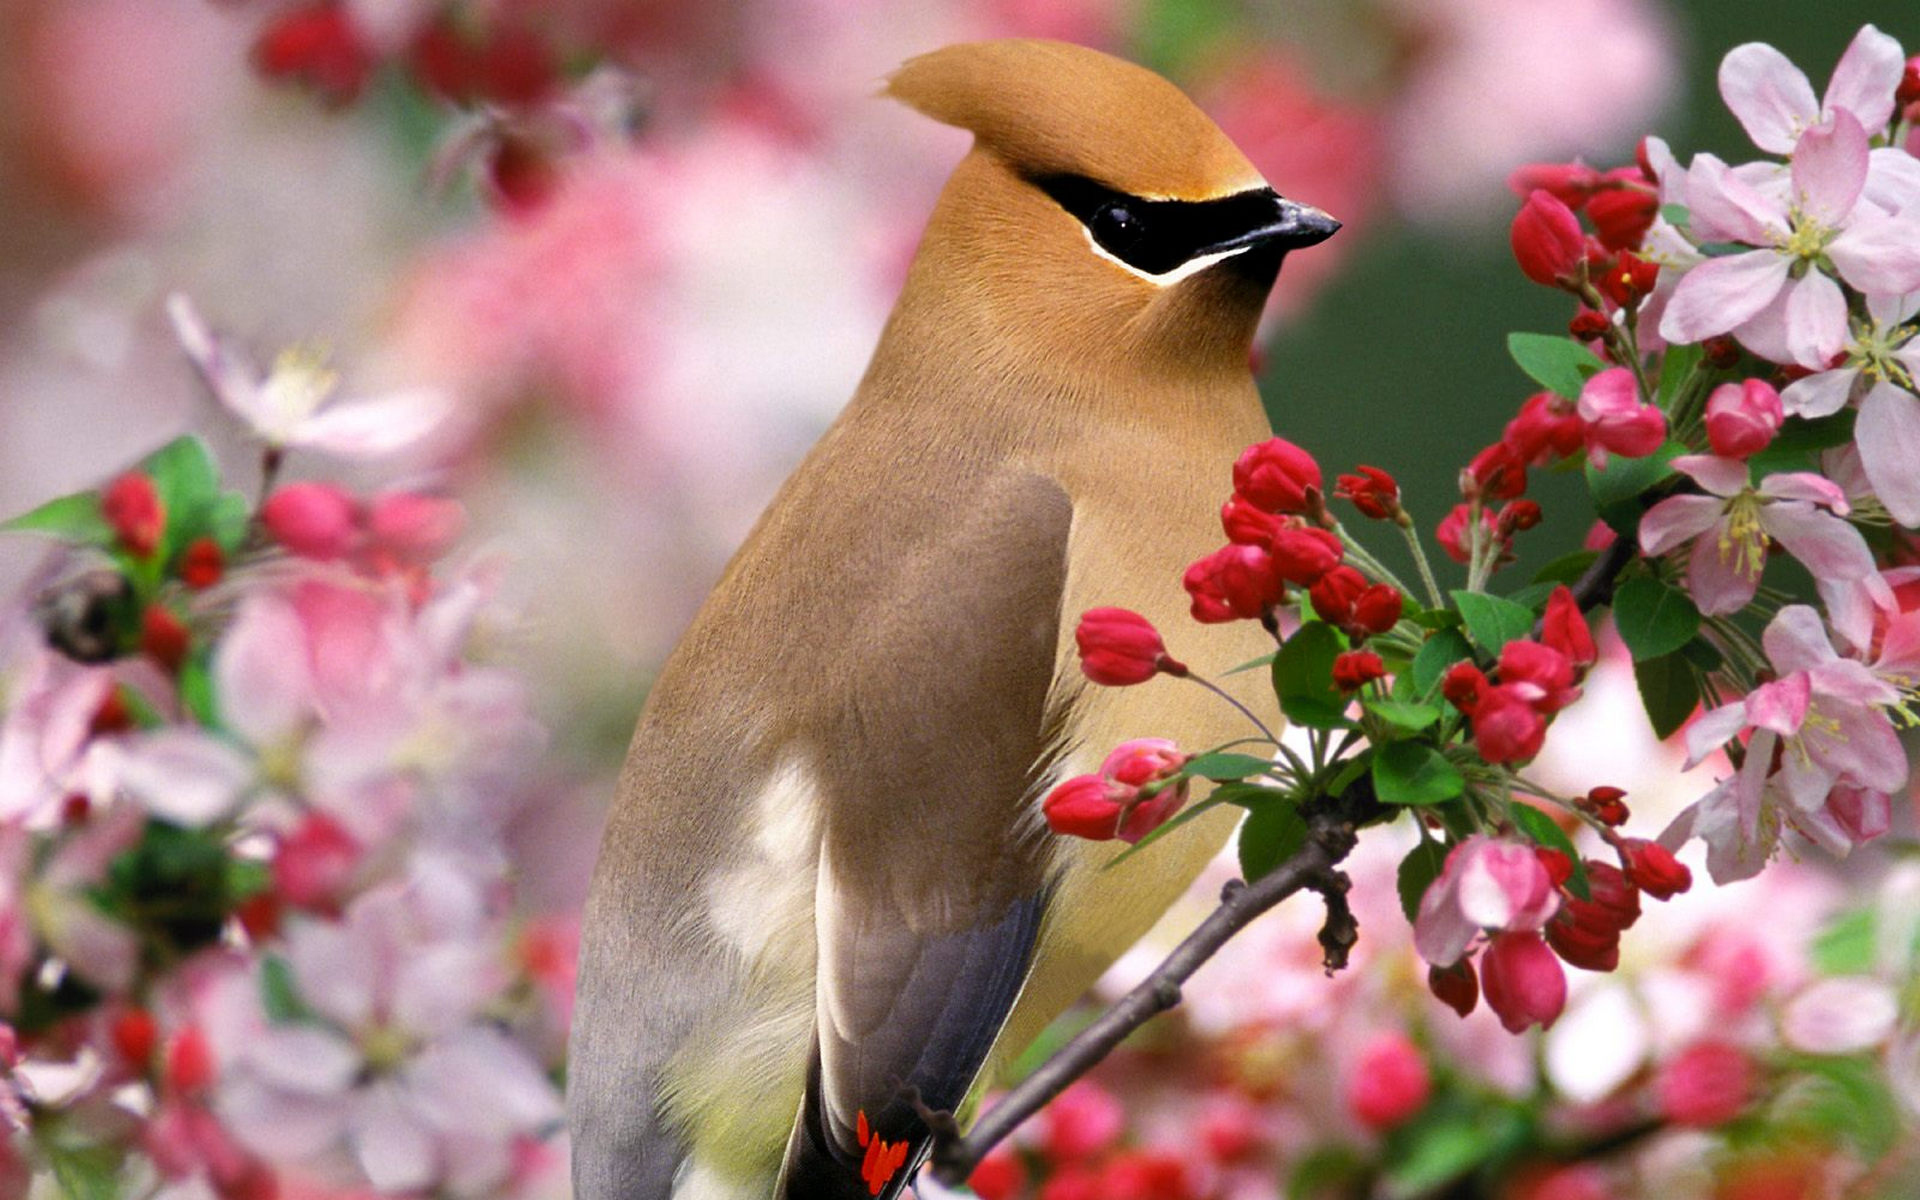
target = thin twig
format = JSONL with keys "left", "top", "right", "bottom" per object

{"left": 925, "top": 805, "right": 1365, "bottom": 1185}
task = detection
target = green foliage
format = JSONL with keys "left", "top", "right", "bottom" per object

{"left": 1612, "top": 575, "right": 1702, "bottom": 661}
{"left": 1365, "top": 698, "right": 1442, "bottom": 733}
{"left": 1238, "top": 801, "right": 1308, "bottom": 882}
{"left": 1633, "top": 651, "right": 1702, "bottom": 740}
{"left": 1509, "top": 804, "right": 1591, "bottom": 901}
{"left": 1274, "top": 621, "right": 1350, "bottom": 728}
{"left": 0, "top": 492, "right": 116, "bottom": 546}
{"left": 1809, "top": 908, "right": 1878, "bottom": 976}
{"left": 1588, "top": 440, "right": 1683, "bottom": 525}
{"left": 1411, "top": 628, "right": 1474, "bottom": 696}
{"left": 1181, "top": 752, "right": 1280, "bottom": 782}
{"left": 1451, "top": 590, "right": 1536, "bottom": 654}
{"left": 1507, "top": 332, "right": 1607, "bottom": 400}
{"left": 1372, "top": 742, "right": 1464, "bottom": 807}
{"left": 1397, "top": 838, "right": 1448, "bottom": 923}
{"left": 1531, "top": 550, "right": 1599, "bottom": 585}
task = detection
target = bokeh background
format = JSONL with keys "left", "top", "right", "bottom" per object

{"left": 1, "top": 1, "right": 1915, "bottom": 1197}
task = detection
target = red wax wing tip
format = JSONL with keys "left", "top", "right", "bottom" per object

{"left": 856, "top": 1109, "right": 871, "bottom": 1147}
{"left": 853, "top": 1110, "right": 907, "bottom": 1195}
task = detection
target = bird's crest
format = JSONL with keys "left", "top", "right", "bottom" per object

{"left": 884, "top": 39, "right": 1265, "bottom": 202}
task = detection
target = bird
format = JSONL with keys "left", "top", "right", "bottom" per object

{"left": 569, "top": 37, "right": 1339, "bottom": 1200}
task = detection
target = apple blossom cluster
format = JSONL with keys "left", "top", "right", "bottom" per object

{"left": 0, "top": 301, "right": 570, "bottom": 1197}
{"left": 1045, "top": 24, "right": 1920, "bottom": 1044}
{"left": 242, "top": 1, "right": 644, "bottom": 215}
{"left": 964, "top": 842, "right": 1920, "bottom": 1199}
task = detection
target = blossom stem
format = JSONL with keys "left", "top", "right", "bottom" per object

{"left": 1331, "top": 520, "right": 1417, "bottom": 599}
{"left": 1396, "top": 516, "right": 1446, "bottom": 609}
{"left": 1184, "top": 673, "right": 1281, "bottom": 745}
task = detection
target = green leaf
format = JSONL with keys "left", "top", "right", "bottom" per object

{"left": 1681, "top": 636, "right": 1726, "bottom": 672}
{"left": 1779, "top": 1055, "right": 1902, "bottom": 1159}
{"left": 1659, "top": 202, "right": 1690, "bottom": 227}
{"left": 1769, "top": 410, "right": 1857, "bottom": 455}
{"left": 1532, "top": 550, "right": 1599, "bottom": 586}
{"left": 1655, "top": 340, "right": 1705, "bottom": 411}
{"left": 1503, "top": 582, "right": 1559, "bottom": 612}
{"left": 1411, "top": 629, "right": 1473, "bottom": 696}
{"left": 1238, "top": 801, "right": 1308, "bottom": 882}
{"left": 178, "top": 653, "right": 220, "bottom": 729}
{"left": 1612, "top": 575, "right": 1701, "bottom": 661}
{"left": 1327, "top": 754, "right": 1371, "bottom": 796}
{"left": 1273, "top": 621, "right": 1350, "bottom": 729}
{"left": 1510, "top": 804, "right": 1591, "bottom": 901}
{"left": 1810, "top": 909, "right": 1877, "bottom": 976}
{"left": 260, "top": 954, "right": 310, "bottom": 1022}
{"left": 1365, "top": 699, "right": 1441, "bottom": 732}
{"left": 1223, "top": 651, "right": 1276, "bottom": 676}
{"left": 208, "top": 491, "right": 252, "bottom": 553}
{"left": 1452, "top": 590, "right": 1536, "bottom": 653}
{"left": 1, "top": 490, "right": 115, "bottom": 545}
{"left": 1397, "top": 838, "right": 1448, "bottom": 923}
{"left": 1286, "top": 1146, "right": 1367, "bottom": 1200}
{"left": 1587, "top": 439, "right": 1683, "bottom": 513}
{"left": 1404, "top": 607, "right": 1464, "bottom": 631}
{"left": 1633, "top": 652, "right": 1700, "bottom": 740}
{"left": 45, "top": 1143, "right": 123, "bottom": 1200}
{"left": 1696, "top": 240, "right": 1750, "bottom": 257}
{"left": 1508, "top": 332, "right": 1608, "bottom": 399}
{"left": 1102, "top": 794, "right": 1233, "bottom": 869}
{"left": 142, "top": 436, "right": 221, "bottom": 560}
{"left": 1383, "top": 1112, "right": 1502, "bottom": 1195}
{"left": 1372, "top": 742, "right": 1464, "bottom": 806}
{"left": 1181, "top": 752, "right": 1278, "bottom": 782}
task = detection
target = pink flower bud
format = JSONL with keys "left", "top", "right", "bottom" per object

{"left": 166, "top": 1027, "right": 216, "bottom": 1096}
{"left": 1510, "top": 190, "right": 1586, "bottom": 286}
{"left": 1269, "top": 526, "right": 1343, "bottom": 586}
{"left": 1428, "top": 959, "right": 1478, "bottom": 1017}
{"left": 262, "top": 482, "right": 361, "bottom": 560}
{"left": 1076, "top": 608, "right": 1183, "bottom": 686}
{"left": 1220, "top": 494, "right": 1283, "bottom": 545}
{"left": 1541, "top": 587, "right": 1597, "bottom": 670}
{"left": 1498, "top": 499, "right": 1543, "bottom": 534}
{"left": 1481, "top": 931, "right": 1567, "bottom": 1033}
{"left": 1497, "top": 640, "right": 1579, "bottom": 713}
{"left": 273, "top": 814, "right": 361, "bottom": 914}
{"left": 1505, "top": 162, "right": 1601, "bottom": 207}
{"left": 1042, "top": 1080, "right": 1125, "bottom": 1162}
{"left": 368, "top": 491, "right": 465, "bottom": 564}
{"left": 968, "top": 1151, "right": 1026, "bottom": 1200}
{"left": 102, "top": 472, "right": 165, "bottom": 558}
{"left": 254, "top": 2, "right": 376, "bottom": 105}
{"left": 1232, "top": 437, "right": 1322, "bottom": 514}
{"left": 1704, "top": 379, "right": 1784, "bottom": 459}
{"left": 1657, "top": 1041, "right": 1753, "bottom": 1127}
{"left": 1436, "top": 504, "right": 1497, "bottom": 564}
{"left": 1441, "top": 662, "right": 1488, "bottom": 712}
{"left": 1577, "top": 368, "right": 1667, "bottom": 466}
{"left": 1042, "top": 775, "right": 1130, "bottom": 841}
{"left": 1184, "top": 544, "right": 1283, "bottom": 623}
{"left": 1471, "top": 684, "right": 1547, "bottom": 764}
{"left": 1504, "top": 393, "right": 1585, "bottom": 466}
{"left": 1619, "top": 837, "right": 1691, "bottom": 899}
{"left": 1346, "top": 1032, "right": 1431, "bottom": 1130}
{"left": 1197, "top": 1096, "right": 1263, "bottom": 1162}
{"left": 1335, "top": 466, "right": 1400, "bottom": 520}
{"left": 1331, "top": 649, "right": 1386, "bottom": 692}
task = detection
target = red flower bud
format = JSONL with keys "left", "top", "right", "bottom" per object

{"left": 1534, "top": 845, "right": 1574, "bottom": 887}
{"left": 1184, "top": 545, "right": 1282, "bottom": 623}
{"left": 1596, "top": 251, "right": 1658, "bottom": 307}
{"left": 1441, "top": 662, "right": 1488, "bottom": 712}
{"left": 1076, "top": 608, "right": 1184, "bottom": 686}
{"left": 101, "top": 472, "right": 165, "bottom": 559}
{"left": 1510, "top": 190, "right": 1586, "bottom": 286}
{"left": 263, "top": 483, "right": 361, "bottom": 560}
{"left": 1658, "top": 1041, "right": 1754, "bottom": 1128}
{"left": 1308, "top": 566, "right": 1367, "bottom": 629}
{"left": 1221, "top": 494, "right": 1282, "bottom": 545}
{"left": 1331, "top": 649, "right": 1386, "bottom": 692}
{"left": 1335, "top": 465, "right": 1400, "bottom": 520}
{"left": 1505, "top": 162, "right": 1602, "bottom": 207}
{"left": 1042, "top": 1079, "right": 1125, "bottom": 1162}
{"left": 1702, "top": 335, "right": 1741, "bottom": 368}
{"left": 1546, "top": 862, "right": 1639, "bottom": 972}
{"left": 1568, "top": 307, "right": 1611, "bottom": 340}
{"left": 1043, "top": 775, "right": 1129, "bottom": 841}
{"left": 1503, "top": 393, "right": 1585, "bottom": 466}
{"left": 1428, "top": 959, "right": 1478, "bottom": 1018}
{"left": 1436, "top": 504, "right": 1496, "bottom": 564}
{"left": 1232, "top": 437, "right": 1322, "bottom": 514}
{"left": 1619, "top": 837, "right": 1692, "bottom": 900}
{"left": 273, "top": 814, "right": 361, "bottom": 914}
{"left": 1541, "top": 586, "right": 1597, "bottom": 670}
{"left": 1468, "top": 442, "right": 1528, "bottom": 502}
{"left": 111, "top": 1008, "right": 158, "bottom": 1068}
{"left": 141, "top": 606, "right": 190, "bottom": 674}
{"left": 1704, "top": 379, "right": 1784, "bottom": 459}
{"left": 178, "top": 537, "right": 225, "bottom": 591}
{"left": 1268, "top": 526, "right": 1343, "bottom": 586}
{"left": 968, "top": 1150, "right": 1027, "bottom": 1200}
{"left": 1498, "top": 499, "right": 1543, "bottom": 534}
{"left": 1900, "top": 55, "right": 1920, "bottom": 107}
{"left": 1472, "top": 684, "right": 1548, "bottom": 764}
{"left": 1345, "top": 1032, "right": 1431, "bottom": 1130}
{"left": 1351, "top": 584, "right": 1404, "bottom": 636}
{"left": 254, "top": 3, "right": 376, "bottom": 106}
{"left": 166, "top": 1027, "right": 216, "bottom": 1097}
{"left": 1481, "top": 930, "right": 1567, "bottom": 1033}
{"left": 90, "top": 689, "right": 132, "bottom": 737}
{"left": 1586, "top": 184, "right": 1658, "bottom": 252}
{"left": 1497, "top": 639, "right": 1579, "bottom": 713}
{"left": 1582, "top": 785, "right": 1630, "bottom": 826}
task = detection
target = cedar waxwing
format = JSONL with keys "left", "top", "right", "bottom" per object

{"left": 570, "top": 38, "right": 1339, "bottom": 1200}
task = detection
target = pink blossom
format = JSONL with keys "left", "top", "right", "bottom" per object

{"left": 1413, "top": 835, "right": 1560, "bottom": 967}
{"left": 1345, "top": 1032, "right": 1431, "bottom": 1129}
{"left": 1719, "top": 25, "right": 1908, "bottom": 155}
{"left": 1575, "top": 368, "right": 1667, "bottom": 467}
{"left": 1660, "top": 111, "right": 1920, "bottom": 365}
{"left": 168, "top": 294, "right": 451, "bottom": 457}
{"left": 1656, "top": 1040, "right": 1752, "bottom": 1126}
{"left": 1638, "top": 455, "right": 1874, "bottom": 615}
{"left": 1781, "top": 976, "right": 1899, "bottom": 1054}
{"left": 1480, "top": 930, "right": 1567, "bottom": 1033}
{"left": 1703, "top": 379, "right": 1784, "bottom": 458}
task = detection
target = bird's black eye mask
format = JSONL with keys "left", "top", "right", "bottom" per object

{"left": 1030, "top": 174, "right": 1339, "bottom": 278}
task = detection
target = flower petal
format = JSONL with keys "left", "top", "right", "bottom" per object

{"left": 1639, "top": 495, "right": 1726, "bottom": 556}
{"left": 1718, "top": 42, "right": 1819, "bottom": 154}
{"left": 1672, "top": 453, "right": 1751, "bottom": 496}
{"left": 1854, "top": 383, "right": 1920, "bottom": 526}
{"left": 289, "top": 389, "right": 455, "bottom": 458}
{"left": 165, "top": 294, "right": 268, "bottom": 428}
{"left": 1758, "top": 471, "right": 1848, "bottom": 511}
{"left": 351, "top": 1083, "right": 440, "bottom": 1193}
{"left": 214, "top": 592, "right": 316, "bottom": 751}
{"left": 1761, "top": 605, "right": 1839, "bottom": 674}
{"left": 1684, "top": 701, "right": 1751, "bottom": 768}
{"left": 1779, "top": 367, "right": 1858, "bottom": 418}
{"left": 1792, "top": 112, "right": 1869, "bottom": 227}
{"left": 244, "top": 1026, "right": 361, "bottom": 1095}
{"left": 114, "top": 730, "right": 252, "bottom": 826}
{"left": 1686, "top": 517, "right": 1764, "bottom": 615}
{"left": 1685, "top": 154, "right": 1789, "bottom": 243}
{"left": 1764, "top": 502, "right": 1876, "bottom": 586}
{"left": 1864, "top": 148, "right": 1920, "bottom": 217}
{"left": 1822, "top": 24, "right": 1906, "bottom": 133}
{"left": 1660, "top": 251, "right": 1790, "bottom": 345}
{"left": 1782, "top": 270, "right": 1849, "bottom": 369}
{"left": 1827, "top": 210, "right": 1920, "bottom": 297}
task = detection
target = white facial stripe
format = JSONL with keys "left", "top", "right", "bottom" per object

{"left": 1081, "top": 226, "right": 1254, "bottom": 287}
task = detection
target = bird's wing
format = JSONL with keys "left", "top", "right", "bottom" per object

{"left": 779, "top": 469, "right": 1075, "bottom": 1200}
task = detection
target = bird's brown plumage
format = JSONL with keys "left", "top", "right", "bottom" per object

{"left": 570, "top": 39, "right": 1326, "bottom": 1200}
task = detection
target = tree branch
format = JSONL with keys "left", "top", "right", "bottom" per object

{"left": 924, "top": 795, "right": 1370, "bottom": 1185}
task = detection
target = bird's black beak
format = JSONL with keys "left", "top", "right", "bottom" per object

{"left": 1200, "top": 192, "right": 1342, "bottom": 258}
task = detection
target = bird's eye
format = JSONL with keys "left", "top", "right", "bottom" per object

{"left": 1091, "top": 202, "right": 1144, "bottom": 250}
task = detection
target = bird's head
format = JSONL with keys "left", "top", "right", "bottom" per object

{"left": 886, "top": 40, "right": 1339, "bottom": 380}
